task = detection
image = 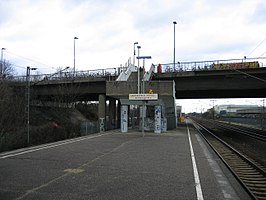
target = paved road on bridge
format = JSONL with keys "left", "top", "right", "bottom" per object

{"left": 0, "top": 126, "right": 250, "bottom": 200}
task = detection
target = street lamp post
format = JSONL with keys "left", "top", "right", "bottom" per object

{"left": 173, "top": 21, "right": 177, "bottom": 72}
{"left": 136, "top": 56, "right": 152, "bottom": 94}
{"left": 26, "top": 66, "right": 37, "bottom": 146}
{"left": 25, "top": 66, "right": 69, "bottom": 146}
{"left": 133, "top": 42, "right": 138, "bottom": 68}
{"left": 136, "top": 56, "right": 152, "bottom": 137}
{"left": 74, "top": 37, "right": 78, "bottom": 77}
{"left": 132, "top": 42, "right": 138, "bottom": 128}
{"left": 137, "top": 45, "right": 141, "bottom": 94}
{"left": 211, "top": 100, "right": 216, "bottom": 120}
{"left": 1, "top": 48, "right": 6, "bottom": 76}
{"left": 261, "top": 99, "right": 265, "bottom": 130}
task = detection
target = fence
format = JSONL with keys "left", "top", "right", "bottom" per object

{"left": 158, "top": 57, "right": 266, "bottom": 73}
{"left": 80, "top": 118, "right": 119, "bottom": 135}
{"left": 219, "top": 116, "right": 266, "bottom": 130}
{"left": 8, "top": 57, "right": 266, "bottom": 83}
{"left": 80, "top": 121, "right": 99, "bottom": 136}
{"left": 10, "top": 67, "right": 123, "bottom": 83}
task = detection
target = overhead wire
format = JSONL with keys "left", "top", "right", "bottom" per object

{"left": 4, "top": 50, "right": 54, "bottom": 70}
{"left": 247, "top": 37, "right": 266, "bottom": 57}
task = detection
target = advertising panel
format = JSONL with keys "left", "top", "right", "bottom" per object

{"left": 121, "top": 105, "right": 128, "bottom": 133}
{"left": 154, "top": 105, "right": 161, "bottom": 134}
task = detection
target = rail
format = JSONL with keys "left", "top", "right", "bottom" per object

{"left": 190, "top": 117, "right": 266, "bottom": 200}
{"left": 203, "top": 118, "right": 266, "bottom": 142}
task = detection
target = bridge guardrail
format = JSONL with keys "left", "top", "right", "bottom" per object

{"left": 10, "top": 67, "right": 124, "bottom": 83}
{"left": 8, "top": 57, "right": 266, "bottom": 82}
{"left": 157, "top": 57, "right": 266, "bottom": 73}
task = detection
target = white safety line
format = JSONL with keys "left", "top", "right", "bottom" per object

{"left": 0, "top": 133, "right": 108, "bottom": 160}
{"left": 195, "top": 134, "right": 240, "bottom": 200}
{"left": 186, "top": 122, "right": 204, "bottom": 200}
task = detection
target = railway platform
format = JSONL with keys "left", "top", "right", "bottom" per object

{"left": 0, "top": 123, "right": 252, "bottom": 200}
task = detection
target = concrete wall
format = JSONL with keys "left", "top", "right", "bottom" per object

{"left": 161, "top": 96, "right": 177, "bottom": 130}
{"left": 106, "top": 80, "right": 175, "bottom": 98}
{"left": 107, "top": 80, "right": 177, "bottom": 130}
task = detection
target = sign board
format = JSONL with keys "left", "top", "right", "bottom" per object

{"left": 129, "top": 94, "right": 158, "bottom": 101}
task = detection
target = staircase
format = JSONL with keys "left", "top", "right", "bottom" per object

{"left": 116, "top": 64, "right": 137, "bottom": 81}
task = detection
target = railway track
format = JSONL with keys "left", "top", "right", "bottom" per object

{"left": 202, "top": 118, "right": 266, "bottom": 142}
{"left": 190, "top": 118, "right": 266, "bottom": 200}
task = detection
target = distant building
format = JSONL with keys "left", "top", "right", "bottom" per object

{"left": 214, "top": 104, "right": 260, "bottom": 116}
{"left": 176, "top": 106, "right": 182, "bottom": 117}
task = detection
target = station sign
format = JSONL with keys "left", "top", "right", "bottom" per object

{"left": 129, "top": 94, "right": 158, "bottom": 100}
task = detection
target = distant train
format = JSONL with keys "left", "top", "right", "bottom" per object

{"left": 212, "top": 61, "right": 260, "bottom": 70}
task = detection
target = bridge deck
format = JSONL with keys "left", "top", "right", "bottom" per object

{"left": 0, "top": 126, "right": 250, "bottom": 199}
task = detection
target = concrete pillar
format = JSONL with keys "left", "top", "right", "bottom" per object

{"left": 128, "top": 105, "right": 130, "bottom": 127}
{"left": 121, "top": 105, "right": 128, "bottom": 133}
{"left": 117, "top": 100, "right": 121, "bottom": 129}
{"left": 109, "top": 97, "right": 116, "bottom": 130}
{"left": 154, "top": 105, "right": 162, "bottom": 133}
{"left": 98, "top": 94, "right": 106, "bottom": 132}
{"left": 161, "top": 96, "right": 176, "bottom": 130}
{"left": 139, "top": 105, "right": 147, "bottom": 131}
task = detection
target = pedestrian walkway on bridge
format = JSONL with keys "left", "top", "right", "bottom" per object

{"left": 0, "top": 124, "right": 250, "bottom": 200}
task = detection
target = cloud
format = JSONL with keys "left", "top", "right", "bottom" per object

{"left": 249, "top": 2, "right": 266, "bottom": 24}
{"left": 1, "top": 0, "right": 266, "bottom": 75}
{"left": 0, "top": 0, "right": 18, "bottom": 26}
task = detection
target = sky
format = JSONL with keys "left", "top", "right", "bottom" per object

{"left": 176, "top": 98, "right": 265, "bottom": 114}
{"left": 1, "top": 0, "right": 266, "bottom": 112}
{"left": 1, "top": 0, "right": 266, "bottom": 74}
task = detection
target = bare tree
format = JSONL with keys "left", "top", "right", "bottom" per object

{"left": 53, "top": 82, "right": 81, "bottom": 108}
{"left": 0, "top": 60, "right": 26, "bottom": 150}
{"left": 0, "top": 81, "right": 25, "bottom": 151}
{"left": 1, "top": 60, "right": 14, "bottom": 79}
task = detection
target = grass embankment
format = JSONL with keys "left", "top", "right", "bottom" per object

{"left": 0, "top": 106, "right": 96, "bottom": 152}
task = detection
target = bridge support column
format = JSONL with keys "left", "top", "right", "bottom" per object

{"left": 108, "top": 97, "right": 116, "bottom": 130}
{"left": 161, "top": 96, "right": 177, "bottom": 130}
{"left": 98, "top": 94, "right": 106, "bottom": 132}
{"left": 117, "top": 100, "right": 121, "bottom": 129}
{"left": 121, "top": 105, "right": 128, "bottom": 133}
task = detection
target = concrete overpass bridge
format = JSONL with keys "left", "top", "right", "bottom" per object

{"left": 13, "top": 58, "right": 266, "bottom": 100}
{"left": 12, "top": 57, "right": 266, "bottom": 131}
{"left": 155, "top": 67, "right": 266, "bottom": 99}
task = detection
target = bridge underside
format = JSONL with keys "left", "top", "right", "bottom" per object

{"left": 176, "top": 88, "right": 265, "bottom": 99}
{"left": 32, "top": 80, "right": 106, "bottom": 102}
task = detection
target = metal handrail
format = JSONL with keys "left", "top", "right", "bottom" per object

{"left": 9, "top": 57, "right": 266, "bottom": 82}
{"left": 158, "top": 57, "right": 266, "bottom": 73}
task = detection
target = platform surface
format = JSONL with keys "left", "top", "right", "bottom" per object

{"left": 0, "top": 124, "right": 251, "bottom": 200}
